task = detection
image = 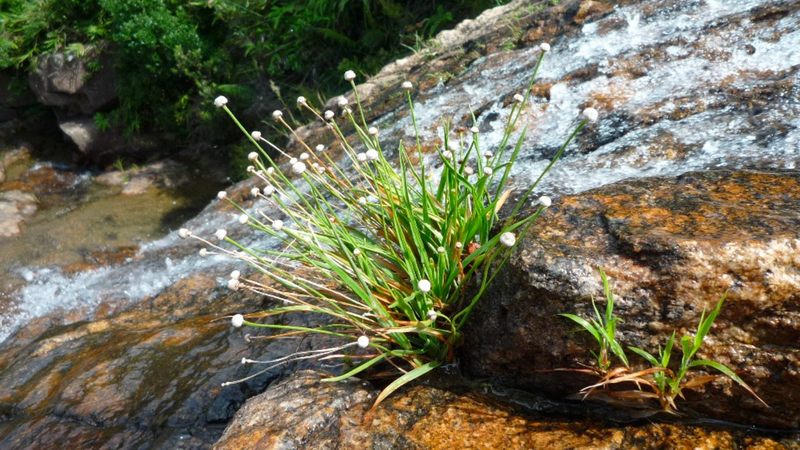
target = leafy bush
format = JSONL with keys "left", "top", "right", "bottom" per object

{"left": 1, "top": 0, "right": 509, "bottom": 141}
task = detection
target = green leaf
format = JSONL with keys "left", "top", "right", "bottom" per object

{"left": 323, "top": 352, "right": 390, "bottom": 382}
{"left": 370, "top": 360, "right": 441, "bottom": 410}
{"left": 559, "top": 313, "right": 601, "bottom": 345}
{"left": 695, "top": 293, "right": 726, "bottom": 350}
{"left": 629, "top": 346, "right": 660, "bottom": 367}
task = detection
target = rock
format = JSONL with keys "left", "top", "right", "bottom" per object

{"left": 0, "top": 274, "right": 273, "bottom": 449}
{"left": 463, "top": 169, "right": 800, "bottom": 429}
{"left": 57, "top": 116, "right": 101, "bottom": 154}
{"left": 0, "top": 266, "right": 347, "bottom": 449}
{"left": 28, "top": 51, "right": 116, "bottom": 115}
{"left": 0, "top": 190, "right": 37, "bottom": 238}
{"left": 214, "top": 370, "right": 375, "bottom": 450}
{"left": 214, "top": 370, "right": 799, "bottom": 449}
{"left": 95, "top": 159, "right": 192, "bottom": 195}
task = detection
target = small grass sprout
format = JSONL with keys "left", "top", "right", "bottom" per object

{"left": 192, "top": 46, "right": 596, "bottom": 412}
{"left": 562, "top": 270, "right": 767, "bottom": 416}
{"left": 560, "top": 267, "right": 628, "bottom": 373}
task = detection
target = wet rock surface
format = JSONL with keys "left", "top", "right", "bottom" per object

{"left": 0, "top": 273, "right": 290, "bottom": 449}
{"left": 216, "top": 370, "right": 799, "bottom": 450}
{"left": 464, "top": 169, "right": 800, "bottom": 429}
{"left": 0, "top": 0, "right": 799, "bottom": 448}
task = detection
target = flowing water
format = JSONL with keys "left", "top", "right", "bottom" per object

{"left": 0, "top": 151, "right": 226, "bottom": 342}
{"left": 2, "top": 0, "right": 798, "bottom": 344}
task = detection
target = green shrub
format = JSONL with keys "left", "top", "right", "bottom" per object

{"left": 1, "top": 0, "right": 511, "bottom": 142}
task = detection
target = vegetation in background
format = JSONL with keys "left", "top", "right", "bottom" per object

{"left": 562, "top": 270, "right": 767, "bottom": 416}
{"left": 1, "top": 0, "right": 507, "bottom": 144}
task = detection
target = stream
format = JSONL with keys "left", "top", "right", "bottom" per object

{"left": 0, "top": 0, "right": 798, "bottom": 447}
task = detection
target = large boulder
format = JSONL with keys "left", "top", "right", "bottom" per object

{"left": 463, "top": 169, "right": 800, "bottom": 429}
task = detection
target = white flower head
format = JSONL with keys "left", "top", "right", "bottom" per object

{"left": 455, "top": 242, "right": 463, "bottom": 249}
{"left": 246, "top": 165, "right": 255, "bottom": 173}
{"left": 337, "top": 96, "right": 348, "bottom": 107}
{"left": 178, "top": 228, "right": 191, "bottom": 239}
{"left": 356, "top": 152, "right": 367, "bottom": 162}
{"left": 483, "top": 151, "right": 493, "bottom": 159}
{"left": 427, "top": 310, "right": 437, "bottom": 321}
{"left": 358, "top": 197, "right": 367, "bottom": 205}
{"left": 250, "top": 131, "right": 262, "bottom": 140}
{"left": 402, "top": 81, "right": 413, "bottom": 90}
{"left": 437, "top": 246, "right": 445, "bottom": 253}
{"left": 353, "top": 248, "right": 361, "bottom": 257}
{"left": 582, "top": 107, "right": 599, "bottom": 123}
{"left": 292, "top": 162, "right": 307, "bottom": 174}
{"left": 315, "top": 144, "right": 325, "bottom": 152}
{"left": 513, "top": 93, "right": 524, "bottom": 103}
{"left": 250, "top": 187, "right": 260, "bottom": 197}
{"left": 215, "top": 229, "right": 227, "bottom": 240}
{"left": 470, "top": 126, "right": 480, "bottom": 134}
{"left": 230, "top": 270, "right": 241, "bottom": 280}
{"left": 238, "top": 214, "right": 248, "bottom": 225}
{"left": 272, "top": 220, "right": 284, "bottom": 231}
{"left": 540, "top": 42, "right": 551, "bottom": 52}
{"left": 539, "top": 196, "right": 552, "bottom": 207}
{"left": 248, "top": 152, "right": 259, "bottom": 161}
{"left": 417, "top": 279, "right": 432, "bottom": 293}
{"left": 214, "top": 96, "right": 228, "bottom": 107}
{"left": 499, "top": 232, "right": 516, "bottom": 247}
{"left": 297, "top": 96, "right": 307, "bottom": 105}
{"left": 300, "top": 152, "right": 309, "bottom": 161}
{"left": 357, "top": 335, "right": 370, "bottom": 348}
{"left": 324, "top": 110, "right": 335, "bottom": 120}
{"left": 266, "top": 167, "right": 275, "bottom": 175}
{"left": 483, "top": 167, "right": 493, "bottom": 176}
{"left": 368, "top": 126, "right": 378, "bottom": 136}
{"left": 272, "top": 110, "right": 283, "bottom": 120}
{"left": 231, "top": 314, "right": 244, "bottom": 328}
{"left": 341, "top": 107, "right": 352, "bottom": 117}
{"left": 366, "top": 149, "right": 379, "bottom": 161}
{"left": 199, "top": 248, "right": 208, "bottom": 257}
{"left": 442, "top": 150, "right": 453, "bottom": 160}
{"left": 344, "top": 70, "right": 356, "bottom": 81}
{"left": 464, "top": 166, "right": 474, "bottom": 176}
{"left": 217, "top": 191, "right": 227, "bottom": 200}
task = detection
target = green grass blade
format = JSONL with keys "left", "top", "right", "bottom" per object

{"left": 559, "top": 313, "right": 602, "bottom": 345}
{"left": 369, "top": 360, "right": 441, "bottom": 410}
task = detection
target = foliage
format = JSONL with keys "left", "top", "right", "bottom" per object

{"left": 182, "top": 51, "right": 594, "bottom": 410}
{"left": 1, "top": 0, "right": 510, "bottom": 141}
{"left": 560, "top": 267, "right": 628, "bottom": 372}
{"left": 563, "top": 271, "right": 767, "bottom": 415}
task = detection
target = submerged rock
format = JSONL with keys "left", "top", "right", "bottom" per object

{"left": 463, "top": 169, "right": 800, "bottom": 429}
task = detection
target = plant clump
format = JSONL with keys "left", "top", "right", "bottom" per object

{"left": 181, "top": 46, "right": 596, "bottom": 411}
{"left": 561, "top": 268, "right": 768, "bottom": 416}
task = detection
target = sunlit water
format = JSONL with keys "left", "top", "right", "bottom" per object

{"left": 1, "top": 0, "right": 798, "bottom": 343}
